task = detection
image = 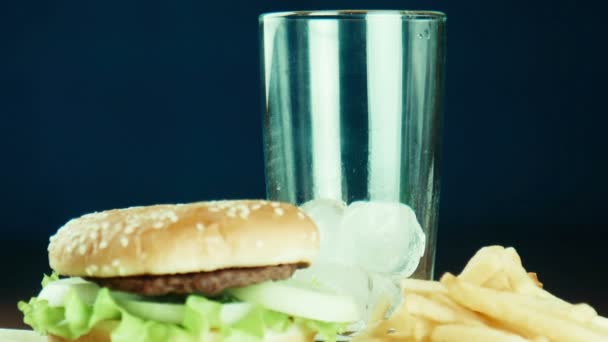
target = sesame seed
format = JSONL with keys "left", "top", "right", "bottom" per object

{"left": 97, "top": 212, "right": 109, "bottom": 219}
{"left": 99, "top": 241, "right": 108, "bottom": 249}
{"left": 209, "top": 207, "right": 220, "bottom": 212}
{"left": 297, "top": 212, "right": 306, "bottom": 219}
{"left": 251, "top": 204, "right": 262, "bottom": 210}
{"left": 153, "top": 222, "right": 164, "bottom": 229}
{"left": 66, "top": 245, "right": 74, "bottom": 253}
{"left": 207, "top": 235, "right": 223, "bottom": 244}
{"left": 102, "top": 265, "right": 111, "bottom": 273}
{"left": 78, "top": 245, "right": 87, "bottom": 255}
{"left": 270, "top": 202, "right": 280, "bottom": 208}
{"left": 125, "top": 225, "right": 136, "bottom": 234}
{"left": 85, "top": 265, "right": 98, "bottom": 276}
{"left": 310, "top": 231, "right": 318, "bottom": 241}
{"left": 90, "top": 231, "right": 98, "bottom": 240}
{"left": 168, "top": 212, "right": 178, "bottom": 223}
{"left": 227, "top": 211, "right": 236, "bottom": 218}
{"left": 101, "top": 222, "right": 110, "bottom": 230}
{"left": 239, "top": 211, "right": 249, "bottom": 219}
{"left": 120, "top": 237, "right": 129, "bottom": 247}
{"left": 112, "top": 259, "right": 121, "bottom": 267}
{"left": 274, "top": 207, "right": 284, "bottom": 216}
{"left": 196, "top": 223, "right": 205, "bottom": 232}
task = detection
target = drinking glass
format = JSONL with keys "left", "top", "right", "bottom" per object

{"left": 260, "top": 10, "right": 446, "bottom": 336}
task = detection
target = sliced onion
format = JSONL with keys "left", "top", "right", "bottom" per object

{"left": 228, "top": 280, "right": 361, "bottom": 323}
{"left": 119, "top": 300, "right": 185, "bottom": 324}
{"left": 38, "top": 278, "right": 99, "bottom": 307}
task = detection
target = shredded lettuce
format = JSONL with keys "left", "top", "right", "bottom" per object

{"left": 18, "top": 275, "right": 347, "bottom": 342}
{"left": 296, "top": 318, "right": 348, "bottom": 342}
{"left": 41, "top": 272, "right": 60, "bottom": 288}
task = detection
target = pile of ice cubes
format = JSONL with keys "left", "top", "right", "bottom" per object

{"left": 294, "top": 199, "right": 426, "bottom": 323}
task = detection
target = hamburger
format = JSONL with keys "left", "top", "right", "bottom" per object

{"left": 19, "top": 200, "right": 361, "bottom": 342}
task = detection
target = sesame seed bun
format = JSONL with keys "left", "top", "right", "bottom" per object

{"left": 48, "top": 200, "right": 319, "bottom": 278}
{"left": 47, "top": 321, "right": 116, "bottom": 342}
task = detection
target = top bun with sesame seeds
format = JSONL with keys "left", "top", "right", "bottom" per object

{"left": 48, "top": 200, "right": 319, "bottom": 279}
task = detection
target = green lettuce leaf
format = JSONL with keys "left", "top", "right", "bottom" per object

{"left": 296, "top": 317, "right": 348, "bottom": 342}
{"left": 18, "top": 275, "right": 348, "bottom": 342}
{"left": 41, "top": 272, "right": 60, "bottom": 288}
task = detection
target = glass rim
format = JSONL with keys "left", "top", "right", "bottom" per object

{"left": 260, "top": 10, "right": 446, "bottom": 21}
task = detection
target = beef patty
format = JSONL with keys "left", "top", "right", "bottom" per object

{"left": 88, "top": 263, "right": 300, "bottom": 296}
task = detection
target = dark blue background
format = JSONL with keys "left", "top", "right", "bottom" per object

{"left": 2, "top": 0, "right": 607, "bottom": 327}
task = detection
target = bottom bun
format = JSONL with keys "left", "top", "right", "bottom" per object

{"left": 48, "top": 321, "right": 116, "bottom": 342}
{"left": 48, "top": 321, "right": 315, "bottom": 342}
{"left": 48, "top": 330, "right": 109, "bottom": 342}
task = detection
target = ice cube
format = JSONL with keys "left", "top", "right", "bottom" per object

{"left": 366, "top": 273, "right": 402, "bottom": 322}
{"left": 341, "top": 201, "right": 425, "bottom": 276}
{"left": 300, "top": 198, "right": 349, "bottom": 265}
{"left": 291, "top": 261, "right": 370, "bottom": 318}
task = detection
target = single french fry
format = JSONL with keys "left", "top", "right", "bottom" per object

{"left": 530, "top": 337, "right": 550, "bottom": 342}
{"left": 441, "top": 273, "right": 607, "bottom": 342}
{"left": 404, "top": 293, "right": 485, "bottom": 327}
{"left": 521, "top": 297, "right": 599, "bottom": 326}
{"left": 458, "top": 246, "right": 505, "bottom": 285}
{"left": 592, "top": 315, "right": 608, "bottom": 329}
{"left": 501, "top": 249, "right": 599, "bottom": 324}
{"left": 426, "top": 293, "right": 490, "bottom": 326}
{"left": 412, "top": 315, "right": 435, "bottom": 341}
{"left": 501, "top": 248, "right": 574, "bottom": 306}
{"left": 482, "top": 271, "right": 511, "bottom": 291}
{"left": 501, "top": 248, "right": 534, "bottom": 288}
{"left": 484, "top": 315, "right": 554, "bottom": 342}
{"left": 570, "top": 303, "right": 599, "bottom": 322}
{"left": 401, "top": 278, "right": 448, "bottom": 296}
{"left": 405, "top": 293, "right": 454, "bottom": 323}
{"left": 484, "top": 316, "right": 550, "bottom": 342}
{"left": 431, "top": 324, "right": 531, "bottom": 342}
{"left": 527, "top": 272, "right": 543, "bottom": 288}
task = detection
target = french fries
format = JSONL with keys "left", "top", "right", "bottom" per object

{"left": 355, "top": 245, "right": 608, "bottom": 342}
{"left": 441, "top": 273, "right": 606, "bottom": 342}
{"left": 431, "top": 324, "right": 530, "bottom": 342}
